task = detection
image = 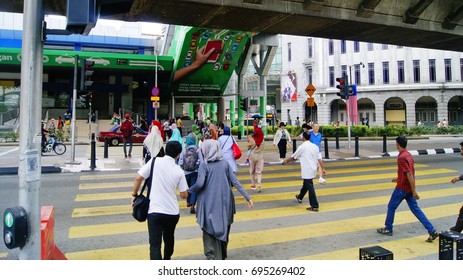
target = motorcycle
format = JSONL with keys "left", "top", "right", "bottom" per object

{"left": 42, "top": 133, "right": 67, "bottom": 155}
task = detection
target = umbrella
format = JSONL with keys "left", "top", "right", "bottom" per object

{"left": 252, "top": 114, "right": 263, "bottom": 119}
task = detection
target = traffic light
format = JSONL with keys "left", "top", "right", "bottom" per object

{"left": 240, "top": 97, "right": 248, "bottom": 111}
{"left": 86, "top": 92, "right": 93, "bottom": 108}
{"left": 80, "top": 58, "right": 95, "bottom": 91}
{"left": 336, "top": 76, "right": 348, "bottom": 99}
{"left": 3, "top": 207, "right": 28, "bottom": 249}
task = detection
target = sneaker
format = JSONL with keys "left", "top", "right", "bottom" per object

{"left": 257, "top": 185, "right": 261, "bottom": 193}
{"left": 425, "top": 230, "right": 439, "bottom": 243}
{"left": 250, "top": 185, "right": 257, "bottom": 190}
{"left": 318, "top": 177, "right": 327, "bottom": 184}
{"left": 377, "top": 227, "right": 393, "bottom": 236}
{"left": 295, "top": 195, "right": 302, "bottom": 203}
{"left": 306, "top": 207, "right": 319, "bottom": 212}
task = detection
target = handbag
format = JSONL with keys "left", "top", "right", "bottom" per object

{"left": 232, "top": 138, "right": 242, "bottom": 160}
{"left": 132, "top": 158, "right": 156, "bottom": 222}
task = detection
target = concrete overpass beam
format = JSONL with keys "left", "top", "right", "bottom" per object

{"left": 403, "top": 0, "right": 434, "bottom": 24}
{"left": 303, "top": 0, "right": 324, "bottom": 12}
{"left": 242, "top": 0, "right": 263, "bottom": 4}
{"left": 443, "top": 3, "right": 463, "bottom": 30}
{"left": 356, "top": 0, "right": 383, "bottom": 18}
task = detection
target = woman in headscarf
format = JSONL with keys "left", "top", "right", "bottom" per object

{"left": 168, "top": 124, "right": 184, "bottom": 148}
{"left": 142, "top": 125, "right": 165, "bottom": 164}
{"left": 249, "top": 120, "right": 265, "bottom": 192}
{"left": 178, "top": 133, "right": 204, "bottom": 214}
{"left": 188, "top": 140, "right": 254, "bottom": 260}
{"left": 218, "top": 126, "right": 238, "bottom": 173}
{"left": 190, "top": 124, "right": 202, "bottom": 146}
{"left": 150, "top": 120, "right": 165, "bottom": 142}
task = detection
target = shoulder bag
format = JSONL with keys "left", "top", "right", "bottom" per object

{"left": 132, "top": 158, "right": 156, "bottom": 222}
{"left": 232, "top": 137, "right": 242, "bottom": 160}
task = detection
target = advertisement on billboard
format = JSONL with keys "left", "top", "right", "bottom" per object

{"left": 169, "top": 26, "right": 252, "bottom": 98}
{"left": 280, "top": 72, "right": 298, "bottom": 102}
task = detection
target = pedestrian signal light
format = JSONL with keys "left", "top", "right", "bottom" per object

{"left": 80, "top": 59, "right": 95, "bottom": 90}
{"left": 3, "top": 207, "right": 28, "bottom": 249}
{"left": 240, "top": 97, "right": 248, "bottom": 111}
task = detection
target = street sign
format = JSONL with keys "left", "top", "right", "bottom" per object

{"left": 150, "top": 96, "right": 160, "bottom": 101}
{"left": 153, "top": 101, "right": 160, "bottom": 108}
{"left": 305, "top": 83, "right": 316, "bottom": 97}
{"left": 307, "top": 97, "right": 315, "bottom": 107}
{"left": 151, "top": 86, "right": 159, "bottom": 96}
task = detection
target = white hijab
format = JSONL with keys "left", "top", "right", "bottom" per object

{"left": 201, "top": 139, "right": 222, "bottom": 163}
{"left": 143, "top": 126, "right": 163, "bottom": 157}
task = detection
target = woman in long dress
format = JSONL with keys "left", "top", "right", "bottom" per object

{"left": 188, "top": 140, "right": 253, "bottom": 260}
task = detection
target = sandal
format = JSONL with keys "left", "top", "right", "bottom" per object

{"left": 306, "top": 207, "right": 319, "bottom": 212}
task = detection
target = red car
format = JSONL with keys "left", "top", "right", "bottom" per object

{"left": 97, "top": 125, "right": 149, "bottom": 146}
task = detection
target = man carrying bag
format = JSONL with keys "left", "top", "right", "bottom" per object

{"left": 131, "top": 141, "right": 188, "bottom": 260}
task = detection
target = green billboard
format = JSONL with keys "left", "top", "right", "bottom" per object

{"left": 169, "top": 26, "right": 251, "bottom": 98}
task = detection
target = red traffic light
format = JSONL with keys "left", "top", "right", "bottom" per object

{"left": 336, "top": 77, "right": 345, "bottom": 85}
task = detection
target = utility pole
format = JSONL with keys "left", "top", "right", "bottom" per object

{"left": 17, "top": 0, "right": 44, "bottom": 259}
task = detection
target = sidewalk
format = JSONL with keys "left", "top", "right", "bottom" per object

{"left": 0, "top": 127, "right": 461, "bottom": 174}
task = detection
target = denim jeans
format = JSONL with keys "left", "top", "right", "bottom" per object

{"left": 385, "top": 188, "right": 435, "bottom": 234}
{"left": 185, "top": 172, "right": 198, "bottom": 206}
{"left": 147, "top": 213, "right": 180, "bottom": 260}
{"left": 123, "top": 135, "right": 133, "bottom": 157}
{"left": 296, "top": 178, "right": 319, "bottom": 208}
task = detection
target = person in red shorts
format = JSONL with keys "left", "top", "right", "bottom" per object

{"left": 377, "top": 135, "right": 439, "bottom": 242}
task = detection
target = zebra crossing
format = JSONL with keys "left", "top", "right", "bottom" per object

{"left": 64, "top": 157, "right": 462, "bottom": 260}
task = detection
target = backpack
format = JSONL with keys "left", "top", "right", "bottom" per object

{"left": 120, "top": 121, "right": 133, "bottom": 137}
{"left": 182, "top": 146, "right": 199, "bottom": 171}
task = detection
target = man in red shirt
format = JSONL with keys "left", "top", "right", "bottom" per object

{"left": 377, "top": 136, "right": 439, "bottom": 242}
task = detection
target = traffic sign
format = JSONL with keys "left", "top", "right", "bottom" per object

{"left": 305, "top": 83, "right": 316, "bottom": 96}
{"left": 152, "top": 101, "right": 160, "bottom": 108}
{"left": 150, "top": 96, "right": 160, "bottom": 101}
{"left": 151, "top": 86, "right": 159, "bottom": 96}
{"left": 307, "top": 97, "right": 315, "bottom": 107}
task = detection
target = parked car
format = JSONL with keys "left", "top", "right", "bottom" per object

{"left": 97, "top": 125, "right": 148, "bottom": 146}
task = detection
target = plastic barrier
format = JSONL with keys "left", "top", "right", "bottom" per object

{"left": 40, "top": 205, "right": 67, "bottom": 260}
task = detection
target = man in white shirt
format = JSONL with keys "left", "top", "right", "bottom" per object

{"left": 283, "top": 132, "right": 326, "bottom": 212}
{"left": 131, "top": 141, "right": 188, "bottom": 260}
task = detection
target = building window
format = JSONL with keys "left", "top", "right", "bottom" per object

{"left": 429, "top": 59, "right": 436, "bottom": 83}
{"left": 413, "top": 60, "right": 420, "bottom": 83}
{"left": 382, "top": 44, "right": 388, "bottom": 50}
{"left": 306, "top": 67, "right": 313, "bottom": 84}
{"left": 328, "top": 39, "right": 334, "bottom": 55}
{"left": 354, "top": 41, "right": 360, "bottom": 52}
{"left": 307, "top": 38, "right": 313, "bottom": 58}
{"left": 341, "top": 65, "right": 347, "bottom": 78}
{"left": 368, "top": 62, "right": 375, "bottom": 85}
{"left": 341, "top": 40, "right": 346, "bottom": 54}
{"left": 329, "top": 66, "right": 335, "bottom": 87}
{"left": 430, "top": 111, "right": 436, "bottom": 122}
{"left": 287, "top": 42, "right": 292, "bottom": 62}
{"left": 422, "top": 112, "right": 427, "bottom": 122}
{"left": 368, "top": 42, "right": 373, "bottom": 51}
{"left": 382, "top": 61, "right": 389, "bottom": 84}
{"left": 445, "top": 58, "right": 452, "bottom": 82}
{"left": 398, "top": 60, "right": 405, "bottom": 83}
{"left": 354, "top": 64, "right": 361, "bottom": 85}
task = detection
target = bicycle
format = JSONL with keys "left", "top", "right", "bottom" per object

{"left": 42, "top": 133, "right": 67, "bottom": 155}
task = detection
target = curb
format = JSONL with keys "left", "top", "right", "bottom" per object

{"left": 0, "top": 166, "right": 62, "bottom": 176}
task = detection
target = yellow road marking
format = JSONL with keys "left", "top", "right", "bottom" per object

{"left": 69, "top": 185, "right": 463, "bottom": 236}
{"left": 66, "top": 203, "right": 459, "bottom": 260}
{"left": 294, "top": 235, "right": 435, "bottom": 260}
{"left": 0, "top": 253, "right": 7, "bottom": 258}
{"left": 77, "top": 168, "right": 457, "bottom": 191}
{"left": 76, "top": 192, "right": 132, "bottom": 201}
{"left": 235, "top": 164, "right": 429, "bottom": 180}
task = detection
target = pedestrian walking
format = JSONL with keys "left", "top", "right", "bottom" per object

{"left": 142, "top": 125, "right": 165, "bottom": 164}
{"left": 273, "top": 122, "right": 291, "bottom": 162}
{"left": 283, "top": 132, "right": 326, "bottom": 212}
{"left": 131, "top": 141, "right": 188, "bottom": 260}
{"left": 249, "top": 120, "right": 265, "bottom": 192}
{"left": 120, "top": 113, "right": 134, "bottom": 158}
{"left": 218, "top": 126, "right": 238, "bottom": 173}
{"left": 178, "top": 133, "right": 204, "bottom": 214}
{"left": 448, "top": 140, "right": 463, "bottom": 233}
{"left": 188, "top": 140, "right": 253, "bottom": 260}
{"left": 377, "top": 136, "right": 439, "bottom": 242}
{"left": 309, "top": 123, "right": 327, "bottom": 184}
